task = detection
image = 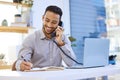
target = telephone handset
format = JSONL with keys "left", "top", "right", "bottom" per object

{"left": 51, "top": 21, "right": 63, "bottom": 37}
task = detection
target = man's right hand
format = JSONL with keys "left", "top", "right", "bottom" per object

{"left": 20, "top": 61, "right": 32, "bottom": 71}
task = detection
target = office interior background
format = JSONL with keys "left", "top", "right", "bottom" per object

{"left": 1, "top": 0, "right": 120, "bottom": 79}
{"left": 0, "top": 0, "right": 120, "bottom": 71}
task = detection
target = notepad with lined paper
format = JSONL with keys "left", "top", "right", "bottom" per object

{"left": 24, "top": 66, "right": 64, "bottom": 72}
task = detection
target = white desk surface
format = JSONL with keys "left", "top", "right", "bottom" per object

{"left": 0, "top": 64, "right": 120, "bottom": 80}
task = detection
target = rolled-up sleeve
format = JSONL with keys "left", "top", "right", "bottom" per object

{"left": 59, "top": 35, "right": 76, "bottom": 67}
{"left": 18, "top": 33, "right": 35, "bottom": 61}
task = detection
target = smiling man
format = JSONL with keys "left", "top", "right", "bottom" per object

{"left": 13, "top": 5, "right": 76, "bottom": 71}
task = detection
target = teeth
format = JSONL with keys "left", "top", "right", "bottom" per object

{"left": 47, "top": 27, "right": 52, "bottom": 30}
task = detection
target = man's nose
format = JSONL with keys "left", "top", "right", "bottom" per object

{"left": 47, "top": 22, "right": 52, "bottom": 27}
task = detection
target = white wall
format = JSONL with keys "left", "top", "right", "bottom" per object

{"left": 0, "top": 33, "right": 23, "bottom": 64}
{"left": 32, "top": 0, "right": 70, "bottom": 35}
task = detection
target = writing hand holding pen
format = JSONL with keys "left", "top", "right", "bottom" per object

{"left": 20, "top": 61, "right": 32, "bottom": 71}
{"left": 20, "top": 56, "right": 33, "bottom": 71}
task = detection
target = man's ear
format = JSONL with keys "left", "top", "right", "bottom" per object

{"left": 42, "top": 15, "right": 44, "bottom": 21}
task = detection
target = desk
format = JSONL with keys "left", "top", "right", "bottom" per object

{"left": 0, "top": 64, "right": 120, "bottom": 80}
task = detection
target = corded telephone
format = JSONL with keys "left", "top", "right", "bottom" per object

{"left": 51, "top": 21, "right": 63, "bottom": 37}
{"left": 51, "top": 21, "right": 82, "bottom": 65}
{"left": 58, "top": 21, "right": 63, "bottom": 27}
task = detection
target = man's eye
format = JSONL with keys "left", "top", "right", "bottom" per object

{"left": 45, "top": 19, "right": 49, "bottom": 22}
{"left": 52, "top": 22, "right": 57, "bottom": 24}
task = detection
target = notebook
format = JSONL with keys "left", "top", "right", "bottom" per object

{"left": 67, "top": 38, "right": 110, "bottom": 69}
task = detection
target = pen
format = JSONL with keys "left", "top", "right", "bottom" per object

{"left": 21, "top": 55, "right": 33, "bottom": 68}
{"left": 21, "top": 56, "right": 30, "bottom": 62}
{"left": 23, "top": 58, "right": 27, "bottom": 62}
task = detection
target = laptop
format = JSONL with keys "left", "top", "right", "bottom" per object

{"left": 67, "top": 38, "right": 110, "bottom": 69}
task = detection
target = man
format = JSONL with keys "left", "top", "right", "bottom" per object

{"left": 14, "top": 5, "right": 76, "bottom": 71}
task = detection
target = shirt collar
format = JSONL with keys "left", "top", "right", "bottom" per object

{"left": 40, "top": 29, "right": 54, "bottom": 40}
{"left": 40, "top": 30, "right": 46, "bottom": 40}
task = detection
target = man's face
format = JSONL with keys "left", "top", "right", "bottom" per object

{"left": 42, "top": 11, "right": 60, "bottom": 34}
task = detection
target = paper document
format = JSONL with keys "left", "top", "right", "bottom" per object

{"left": 24, "top": 66, "right": 64, "bottom": 72}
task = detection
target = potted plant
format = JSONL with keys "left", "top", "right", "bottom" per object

{"left": 21, "top": 0, "right": 33, "bottom": 7}
{"left": 0, "top": 53, "right": 5, "bottom": 60}
{"left": 68, "top": 36, "right": 76, "bottom": 47}
{"left": 0, "top": 53, "right": 5, "bottom": 65}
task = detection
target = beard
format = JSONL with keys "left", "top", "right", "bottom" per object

{"left": 43, "top": 25, "right": 57, "bottom": 35}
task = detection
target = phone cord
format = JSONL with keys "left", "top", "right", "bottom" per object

{"left": 53, "top": 40, "right": 83, "bottom": 65}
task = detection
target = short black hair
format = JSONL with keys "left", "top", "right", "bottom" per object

{"left": 44, "top": 5, "right": 63, "bottom": 19}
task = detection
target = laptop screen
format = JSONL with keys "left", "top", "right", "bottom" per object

{"left": 83, "top": 38, "right": 110, "bottom": 67}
